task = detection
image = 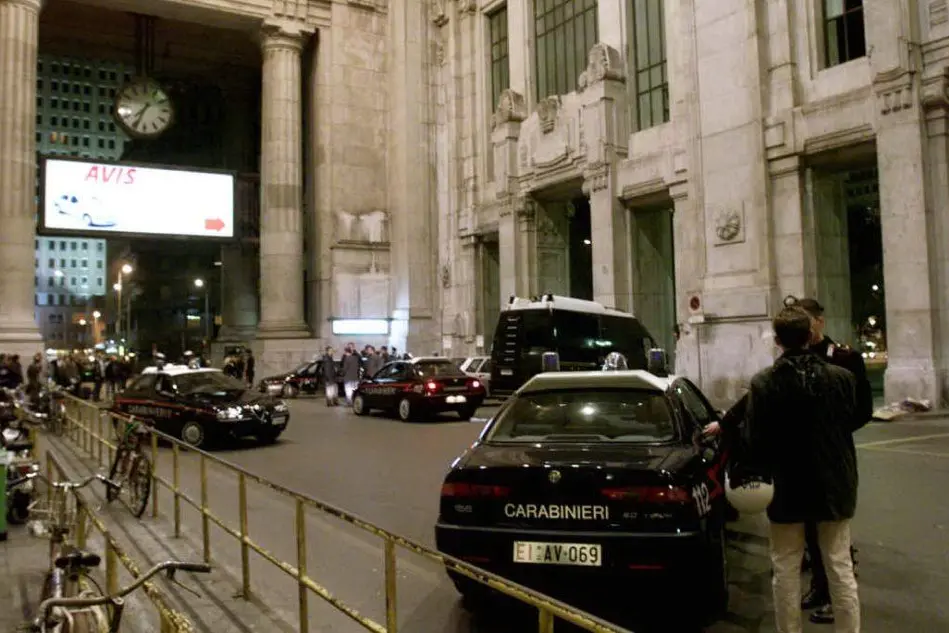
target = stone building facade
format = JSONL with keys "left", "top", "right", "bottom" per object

{"left": 433, "top": 0, "right": 949, "bottom": 406}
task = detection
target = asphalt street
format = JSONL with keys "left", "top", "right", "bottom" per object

{"left": 142, "top": 397, "right": 949, "bottom": 633}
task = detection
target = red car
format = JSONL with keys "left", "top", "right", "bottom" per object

{"left": 352, "top": 357, "right": 486, "bottom": 421}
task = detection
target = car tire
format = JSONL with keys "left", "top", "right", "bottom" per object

{"left": 447, "top": 571, "right": 490, "bottom": 610}
{"left": 352, "top": 394, "right": 368, "bottom": 416}
{"left": 397, "top": 398, "right": 414, "bottom": 422}
{"left": 282, "top": 384, "right": 299, "bottom": 399}
{"left": 258, "top": 429, "right": 282, "bottom": 444}
{"left": 457, "top": 405, "right": 478, "bottom": 421}
{"left": 180, "top": 421, "right": 208, "bottom": 448}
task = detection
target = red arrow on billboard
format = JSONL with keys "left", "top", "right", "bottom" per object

{"left": 204, "top": 218, "right": 225, "bottom": 232}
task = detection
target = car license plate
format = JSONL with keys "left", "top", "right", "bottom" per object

{"left": 513, "top": 541, "right": 602, "bottom": 567}
{"left": 272, "top": 415, "right": 287, "bottom": 425}
{"left": 445, "top": 395, "right": 467, "bottom": 404}
{"left": 500, "top": 369, "right": 513, "bottom": 376}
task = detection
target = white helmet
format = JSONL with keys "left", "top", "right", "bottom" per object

{"left": 725, "top": 472, "right": 774, "bottom": 514}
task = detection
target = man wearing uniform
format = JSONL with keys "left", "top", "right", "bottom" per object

{"left": 792, "top": 297, "right": 873, "bottom": 624}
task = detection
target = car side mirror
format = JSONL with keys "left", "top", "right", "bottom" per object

{"left": 647, "top": 348, "right": 669, "bottom": 377}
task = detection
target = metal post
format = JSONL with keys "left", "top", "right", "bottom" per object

{"left": 295, "top": 499, "right": 308, "bottom": 633}
{"left": 117, "top": 272, "right": 123, "bottom": 344}
{"left": 106, "top": 541, "right": 119, "bottom": 594}
{"left": 238, "top": 472, "right": 250, "bottom": 599}
{"left": 204, "top": 288, "right": 210, "bottom": 343}
{"left": 126, "top": 287, "right": 132, "bottom": 348}
{"left": 96, "top": 412, "right": 103, "bottom": 466}
{"left": 172, "top": 443, "right": 181, "bottom": 538}
{"left": 151, "top": 433, "right": 159, "bottom": 518}
{"left": 538, "top": 609, "right": 555, "bottom": 633}
{"left": 200, "top": 455, "right": 210, "bottom": 563}
{"left": 384, "top": 539, "right": 398, "bottom": 633}
{"left": 75, "top": 503, "right": 87, "bottom": 548}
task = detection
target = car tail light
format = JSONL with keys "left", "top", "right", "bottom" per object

{"left": 425, "top": 380, "right": 442, "bottom": 394}
{"left": 441, "top": 482, "right": 510, "bottom": 498}
{"left": 600, "top": 485, "right": 691, "bottom": 504}
{"left": 467, "top": 379, "right": 481, "bottom": 390}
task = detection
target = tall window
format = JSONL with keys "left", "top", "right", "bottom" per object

{"left": 534, "top": 0, "right": 598, "bottom": 100}
{"left": 488, "top": 6, "right": 510, "bottom": 112}
{"left": 628, "top": 0, "right": 668, "bottom": 131}
{"left": 825, "top": 0, "right": 865, "bottom": 67}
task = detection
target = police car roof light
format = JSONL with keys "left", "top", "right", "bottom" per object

{"left": 503, "top": 295, "right": 639, "bottom": 319}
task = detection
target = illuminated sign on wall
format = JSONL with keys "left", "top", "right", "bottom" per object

{"left": 331, "top": 319, "right": 390, "bottom": 335}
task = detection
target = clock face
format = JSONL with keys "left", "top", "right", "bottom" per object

{"left": 114, "top": 78, "right": 174, "bottom": 138}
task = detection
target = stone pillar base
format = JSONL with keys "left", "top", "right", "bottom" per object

{"left": 250, "top": 337, "right": 322, "bottom": 379}
{"left": 256, "top": 323, "right": 311, "bottom": 340}
{"left": 216, "top": 325, "right": 257, "bottom": 343}
{"left": 884, "top": 363, "right": 939, "bottom": 407}
{"left": 0, "top": 329, "right": 44, "bottom": 360}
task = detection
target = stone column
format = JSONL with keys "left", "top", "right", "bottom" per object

{"left": 0, "top": 0, "right": 43, "bottom": 356}
{"left": 255, "top": 21, "right": 311, "bottom": 339}
{"left": 579, "top": 44, "right": 630, "bottom": 311}
{"left": 493, "top": 89, "right": 528, "bottom": 302}
{"left": 865, "top": 1, "right": 939, "bottom": 403}
{"left": 217, "top": 243, "right": 258, "bottom": 341}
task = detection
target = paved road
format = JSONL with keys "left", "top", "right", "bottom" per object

{"left": 142, "top": 398, "right": 949, "bottom": 633}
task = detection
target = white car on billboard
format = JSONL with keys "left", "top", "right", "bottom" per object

{"left": 52, "top": 193, "right": 117, "bottom": 228}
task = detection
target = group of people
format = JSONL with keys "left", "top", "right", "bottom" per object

{"left": 706, "top": 297, "right": 871, "bottom": 633}
{"left": 0, "top": 351, "right": 132, "bottom": 401}
{"left": 318, "top": 343, "right": 410, "bottom": 406}
{"left": 222, "top": 350, "right": 255, "bottom": 385}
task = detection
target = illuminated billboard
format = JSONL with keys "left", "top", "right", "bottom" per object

{"left": 41, "top": 158, "right": 235, "bottom": 239}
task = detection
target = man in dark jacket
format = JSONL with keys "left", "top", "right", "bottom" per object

{"left": 320, "top": 347, "right": 339, "bottom": 406}
{"left": 794, "top": 297, "right": 870, "bottom": 623}
{"left": 341, "top": 345, "right": 361, "bottom": 406}
{"left": 745, "top": 306, "right": 861, "bottom": 633}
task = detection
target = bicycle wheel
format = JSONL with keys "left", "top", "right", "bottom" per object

{"left": 106, "top": 447, "right": 128, "bottom": 503}
{"left": 127, "top": 453, "right": 152, "bottom": 518}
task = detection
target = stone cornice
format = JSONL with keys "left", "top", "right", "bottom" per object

{"left": 0, "top": 0, "right": 43, "bottom": 12}
{"left": 260, "top": 19, "right": 313, "bottom": 52}
{"left": 921, "top": 66, "right": 949, "bottom": 111}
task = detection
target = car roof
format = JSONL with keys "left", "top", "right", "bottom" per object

{"left": 407, "top": 357, "right": 453, "bottom": 364}
{"left": 517, "top": 370, "right": 675, "bottom": 394}
{"left": 141, "top": 365, "right": 223, "bottom": 377}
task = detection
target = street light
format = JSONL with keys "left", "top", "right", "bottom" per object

{"left": 78, "top": 318, "right": 87, "bottom": 326}
{"left": 116, "top": 263, "right": 134, "bottom": 344}
{"left": 92, "top": 310, "right": 101, "bottom": 345}
{"left": 194, "top": 278, "right": 210, "bottom": 344}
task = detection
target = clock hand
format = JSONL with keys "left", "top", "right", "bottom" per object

{"left": 132, "top": 105, "right": 150, "bottom": 130}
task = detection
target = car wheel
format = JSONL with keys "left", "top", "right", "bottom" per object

{"left": 457, "top": 405, "right": 478, "bottom": 421}
{"left": 282, "top": 384, "right": 299, "bottom": 398}
{"left": 258, "top": 429, "right": 282, "bottom": 444}
{"left": 447, "top": 571, "right": 491, "bottom": 610}
{"left": 352, "top": 394, "right": 368, "bottom": 416}
{"left": 180, "top": 421, "right": 207, "bottom": 448}
{"left": 397, "top": 398, "right": 414, "bottom": 422}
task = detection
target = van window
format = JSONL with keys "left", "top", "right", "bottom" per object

{"left": 600, "top": 314, "right": 650, "bottom": 368}
{"left": 552, "top": 310, "right": 599, "bottom": 352}
{"left": 518, "top": 309, "right": 554, "bottom": 350}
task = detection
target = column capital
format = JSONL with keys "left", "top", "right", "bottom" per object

{"left": 260, "top": 20, "right": 312, "bottom": 52}
{"left": 0, "top": 0, "right": 43, "bottom": 13}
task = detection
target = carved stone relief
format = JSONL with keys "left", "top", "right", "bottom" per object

{"left": 921, "top": 66, "right": 949, "bottom": 110}
{"left": 441, "top": 263, "right": 451, "bottom": 288}
{"left": 577, "top": 43, "right": 625, "bottom": 92}
{"left": 431, "top": 0, "right": 448, "bottom": 25}
{"left": 582, "top": 161, "right": 610, "bottom": 194}
{"left": 712, "top": 206, "right": 744, "bottom": 245}
{"left": 874, "top": 68, "right": 914, "bottom": 115}
{"left": 457, "top": 0, "right": 477, "bottom": 14}
{"left": 536, "top": 96, "right": 561, "bottom": 134}
{"left": 930, "top": 0, "right": 948, "bottom": 27}
{"left": 336, "top": 209, "right": 390, "bottom": 243}
{"left": 494, "top": 89, "right": 527, "bottom": 127}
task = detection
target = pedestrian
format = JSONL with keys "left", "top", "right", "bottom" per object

{"left": 365, "top": 345, "right": 383, "bottom": 378}
{"left": 744, "top": 306, "right": 862, "bottom": 633}
{"left": 320, "top": 347, "right": 339, "bottom": 406}
{"left": 341, "top": 345, "right": 361, "bottom": 405}
{"left": 244, "top": 350, "right": 255, "bottom": 387}
{"left": 791, "top": 297, "right": 871, "bottom": 623}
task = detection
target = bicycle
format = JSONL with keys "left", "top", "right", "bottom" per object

{"left": 105, "top": 416, "right": 151, "bottom": 518}
{"left": 11, "top": 471, "right": 121, "bottom": 633}
{"left": 24, "top": 559, "right": 212, "bottom": 633}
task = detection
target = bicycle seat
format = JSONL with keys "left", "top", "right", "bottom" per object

{"left": 4, "top": 440, "right": 32, "bottom": 452}
{"left": 54, "top": 546, "right": 101, "bottom": 570}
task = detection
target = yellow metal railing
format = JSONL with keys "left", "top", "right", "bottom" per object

{"left": 43, "top": 450, "right": 197, "bottom": 633}
{"left": 59, "top": 395, "right": 631, "bottom": 633}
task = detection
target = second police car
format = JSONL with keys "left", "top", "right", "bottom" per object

{"left": 112, "top": 364, "right": 290, "bottom": 448}
{"left": 434, "top": 366, "right": 730, "bottom": 623}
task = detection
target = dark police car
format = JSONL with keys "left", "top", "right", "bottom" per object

{"left": 435, "top": 370, "right": 729, "bottom": 621}
{"left": 352, "top": 357, "right": 487, "bottom": 421}
{"left": 258, "top": 360, "right": 322, "bottom": 398}
{"left": 113, "top": 365, "right": 290, "bottom": 448}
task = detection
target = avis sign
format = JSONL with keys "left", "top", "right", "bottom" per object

{"left": 41, "top": 159, "right": 235, "bottom": 238}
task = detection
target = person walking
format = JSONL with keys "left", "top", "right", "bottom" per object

{"left": 244, "top": 350, "right": 256, "bottom": 387}
{"left": 744, "top": 306, "right": 862, "bottom": 633}
{"left": 341, "top": 345, "right": 361, "bottom": 405}
{"left": 320, "top": 347, "right": 339, "bottom": 406}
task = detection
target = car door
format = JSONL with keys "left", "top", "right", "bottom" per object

{"left": 365, "top": 363, "right": 401, "bottom": 408}
{"left": 299, "top": 362, "right": 319, "bottom": 394}
{"left": 673, "top": 379, "right": 726, "bottom": 517}
{"left": 114, "top": 373, "right": 157, "bottom": 412}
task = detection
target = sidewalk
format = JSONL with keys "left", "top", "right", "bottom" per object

{"left": 0, "top": 523, "right": 50, "bottom": 633}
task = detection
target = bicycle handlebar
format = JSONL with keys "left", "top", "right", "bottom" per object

{"left": 8, "top": 471, "right": 121, "bottom": 492}
{"left": 33, "top": 560, "right": 212, "bottom": 630}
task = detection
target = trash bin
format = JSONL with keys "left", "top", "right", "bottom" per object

{"left": 0, "top": 449, "right": 9, "bottom": 541}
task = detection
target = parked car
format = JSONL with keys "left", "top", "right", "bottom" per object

{"left": 459, "top": 356, "right": 492, "bottom": 396}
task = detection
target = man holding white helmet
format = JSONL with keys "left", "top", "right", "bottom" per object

{"left": 744, "top": 306, "right": 862, "bottom": 633}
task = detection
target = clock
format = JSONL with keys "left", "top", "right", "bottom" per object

{"left": 113, "top": 77, "right": 175, "bottom": 139}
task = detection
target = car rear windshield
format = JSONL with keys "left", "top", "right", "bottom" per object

{"left": 415, "top": 361, "right": 465, "bottom": 378}
{"left": 485, "top": 388, "right": 677, "bottom": 443}
{"left": 173, "top": 371, "right": 247, "bottom": 394}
